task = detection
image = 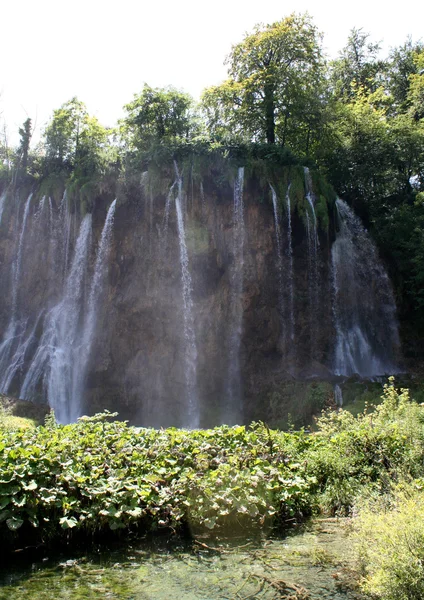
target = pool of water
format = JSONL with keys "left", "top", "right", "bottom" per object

{"left": 0, "top": 519, "right": 363, "bottom": 599}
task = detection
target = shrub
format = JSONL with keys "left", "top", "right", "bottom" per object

{"left": 354, "top": 482, "right": 424, "bottom": 599}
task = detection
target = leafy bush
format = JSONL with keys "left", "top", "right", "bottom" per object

{"left": 354, "top": 482, "right": 424, "bottom": 599}
{"left": 1, "top": 379, "right": 423, "bottom": 554}
{"left": 0, "top": 415, "right": 313, "bottom": 551}
{"left": 304, "top": 378, "right": 424, "bottom": 513}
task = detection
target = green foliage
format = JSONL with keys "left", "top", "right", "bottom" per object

{"left": 2, "top": 379, "right": 422, "bottom": 553}
{"left": 201, "top": 13, "right": 325, "bottom": 149}
{"left": 43, "top": 97, "right": 111, "bottom": 178}
{"left": 354, "top": 482, "right": 424, "bottom": 599}
{"left": 288, "top": 165, "right": 306, "bottom": 218}
{"left": 121, "top": 85, "right": 197, "bottom": 155}
{"left": 330, "top": 28, "right": 384, "bottom": 101}
{"left": 0, "top": 419, "right": 315, "bottom": 551}
{"left": 16, "top": 118, "right": 32, "bottom": 175}
{"left": 305, "top": 378, "right": 424, "bottom": 514}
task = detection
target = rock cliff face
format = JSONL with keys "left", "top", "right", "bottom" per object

{"left": 0, "top": 161, "right": 401, "bottom": 427}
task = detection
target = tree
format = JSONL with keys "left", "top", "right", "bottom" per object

{"left": 330, "top": 28, "right": 385, "bottom": 101}
{"left": 409, "top": 50, "right": 424, "bottom": 121}
{"left": 121, "top": 85, "right": 196, "bottom": 152}
{"left": 17, "top": 118, "right": 32, "bottom": 174}
{"left": 44, "top": 98, "right": 109, "bottom": 175}
{"left": 385, "top": 39, "right": 424, "bottom": 115}
{"left": 201, "top": 13, "right": 325, "bottom": 148}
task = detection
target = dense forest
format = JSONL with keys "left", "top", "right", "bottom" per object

{"left": 1, "top": 14, "right": 424, "bottom": 347}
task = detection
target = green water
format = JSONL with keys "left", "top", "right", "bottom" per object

{"left": 0, "top": 519, "right": 362, "bottom": 599}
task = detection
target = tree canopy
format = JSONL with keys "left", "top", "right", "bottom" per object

{"left": 201, "top": 13, "right": 325, "bottom": 150}
{"left": 44, "top": 97, "right": 110, "bottom": 176}
{"left": 121, "top": 85, "right": 197, "bottom": 153}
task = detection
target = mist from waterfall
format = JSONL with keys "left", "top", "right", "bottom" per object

{"left": 332, "top": 199, "right": 399, "bottom": 377}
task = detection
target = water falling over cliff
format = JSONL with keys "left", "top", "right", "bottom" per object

{"left": 270, "top": 185, "right": 285, "bottom": 344}
{"left": 285, "top": 185, "right": 295, "bottom": 344}
{"left": 174, "top": 165, "right": 199, "bottom": 428}
{"left": 332, "top": 199, "right": 399, "bottom": 377}
{"left": 304, "top": 168, "right": 319, "bottom": 359}
{"left": 226, "top": 167, "right": 245, "bottom": 424}
{"left": 0, "top": 161, "right": 401, "bottom": 427}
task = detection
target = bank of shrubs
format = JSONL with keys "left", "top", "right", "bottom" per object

{"left": 1, "top": 380, "right": 424, "bottom": 597}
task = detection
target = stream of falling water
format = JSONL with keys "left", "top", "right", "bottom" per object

{"left": 19, "top": 215, "right": 92, "bottom": 422}
{"left": 270, "top": 185, "right": 286, "bottom": 346}
{"left": 332, "top": 199, "right": 399, "bottom": 376}
{"left": 174, "top": 164, "right": 199, "bottom": 428}
{"left": 75, "top": 200, "right": 117, "bottom": 417}
{"left": 21, "top": 202, "right": 117, "bottom": 423}
{"left": 0, "top": 191, "right": 6, "bottom": 224}
{"left": 304, "top": 168, "right": 319, "bottom": 359}
{"left": 226, "top": 167, "right": 245, "bottom": 424}
{"left": 0, "top": 194, "right": 33, "bottom": 389}
{"left": 286, "top": 184, "right": 295, "bottom": 343}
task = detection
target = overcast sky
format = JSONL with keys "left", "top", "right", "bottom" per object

{"left": 1, "top": 0, "right": 423, "bottom": 144}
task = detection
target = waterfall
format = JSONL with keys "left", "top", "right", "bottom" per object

{"left": 0, "top": 191, "right": 6, "bottom": 225}
{"left": 332, "top": 199, "right": 399, "bottom": 377}
{"left": 84, "top": 200, "right": 117, "bottom": 354}
{"left": 0, "top": 194, "right": 33, "bottom": 384}
{"left": 226, "top": 167, "right": 245, "bottom": 423}
{"left": 174, "top": 164, "right": 199, "bottom": 428}
{"left": 304, "top": 168, "right": 319, "bottom": 357}
{"left": 75, "top": 200, "right": 117, "bottom": 415}
{"left": 34, "top": 195, "right": 47, "bottom": 222}
{"left": 161, "top": 182, "right": 175, "bottom": 258}
{"left": 270, "top": 185, "right": 285, "bottom": 344}
{"left": 286, "top": 185, "right": 295, "bottom": 342}
{"left": 0, "top": 316, "right": 42, "bottom": 394}
{"left": 61, "top": 191, "right": 74, "bottom": 280}
{"left": 334, "top": 384, "right": 343, "bottom": 407}
{"left": 11, "top": 194, "right": 33, "bottom": 315}
{"left": 21, "top": 215, "right": 92, "bottom": 423}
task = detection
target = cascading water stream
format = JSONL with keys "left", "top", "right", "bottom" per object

{"left": 332, "top": 198, "right": 399, "bottom": 377}
{"left": 334, "top": 384, "right": 343, "bottom": 407}
{"left": 11, "top": 194, "right": 33, "bottom": 316}
{"left": 270, "top": 185, "right": 286, "bottom": 345}
{"left": 0, "top": 315, "right": 42, "bottom": 394}
{"left": 21, "top": 214, "right": 92, "bottom": 423}
{"left": 73, "top": 200, "right": 117, "bottom": 417}
{"left": 0, "top": 191, "right": 6, "bottom": 225}
{"left": 226, "top": 167, "right": 245, "bottom": 423}
{"left": 161, "top": 182, "right": 175, "bottom": 260}
{"left": 47, "top": 213, "right": 92, "bottom": 423}
{"left": 0, "top": 194, "right": 33, "bottom": 386}
{"left": 174, "top": 163, "right": 199, "bottom": 428}
{"left": 304, "top": 168, "right": 319, "bottom": 358}
{"left": 61, "top": 191, "right": 74, "bottom": 281}
{"left": 286, "top": 185, "right": 295, "bottom": 342}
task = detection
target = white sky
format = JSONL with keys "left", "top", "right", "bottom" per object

{"left": 1, "top": 0, "right": 423, "bottom": 145}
